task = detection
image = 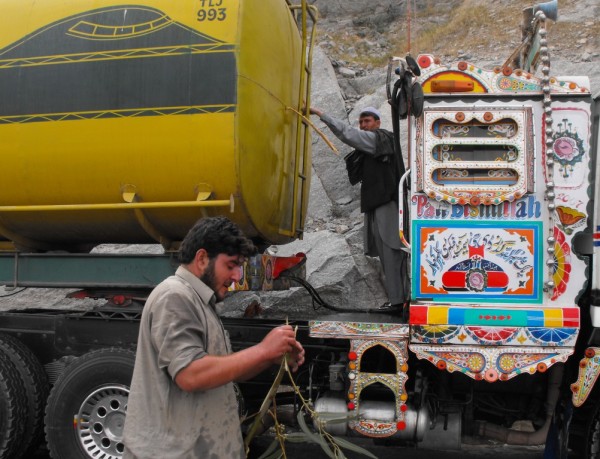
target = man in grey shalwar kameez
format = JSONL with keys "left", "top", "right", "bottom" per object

{"left": 310, "top": 106, "right": 409, "bottom": 317}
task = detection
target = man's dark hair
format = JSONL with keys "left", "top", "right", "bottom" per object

{"left": 179, "top": 217, "right": 257, "bottom": 263}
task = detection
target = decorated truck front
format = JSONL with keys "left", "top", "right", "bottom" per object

{"left": 408, "top": 52, "right": 590, "bottom": 382}
{"left": 308, "top": 4, "right": 599, "bottom": 455}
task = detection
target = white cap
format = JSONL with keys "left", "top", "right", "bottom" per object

{"left": 359, "top": 106, "right": 381, "bottom": 120}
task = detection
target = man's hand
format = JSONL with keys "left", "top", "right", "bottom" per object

{"left": 309, "top": 107, "right": 323, "bottom": 117}
{"left": 259, "top": 325, "right": 304, "bottom": 370}
{"left": 286, "top": 343, "right": 305, "bottom": 372}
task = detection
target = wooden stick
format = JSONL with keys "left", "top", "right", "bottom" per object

{"left": 286, "top": 107, "right": 339, "bottom": 155}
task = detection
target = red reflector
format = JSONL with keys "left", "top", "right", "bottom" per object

{"left": 431, "top": 80, "right": 474, "bottom": 92}
{"left": 585, "top": 348, "right": 596, "bottom": 358}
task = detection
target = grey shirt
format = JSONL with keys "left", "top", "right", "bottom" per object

{"left": 320, "top": 113, "right": 377, "bottom": 154}
{"left": 122, "top": 266, "right": 244, "bottom": 459}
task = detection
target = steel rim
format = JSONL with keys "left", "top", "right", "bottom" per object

{"left": 76, "top": 384, "right": 129, "bottom": 458}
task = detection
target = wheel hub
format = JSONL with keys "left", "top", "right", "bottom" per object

{"left": 76, "top": 384, "right": 129, "bottom": 458}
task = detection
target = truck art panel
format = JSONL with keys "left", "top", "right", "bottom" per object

{"left": 412, "top": 221, "right": 543, "bottom": 303}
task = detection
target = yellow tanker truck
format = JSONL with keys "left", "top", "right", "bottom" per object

{"left": 1, "top": 1, "right": 600, "bottom": 459}
{"left": 0, "top": 0, "right": 311, "bottom": 252}
{"left": 0, "top": 1, "right": 317, "bottom": 457}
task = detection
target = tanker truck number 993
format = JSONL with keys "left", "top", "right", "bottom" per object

{"left": 197, "top": 0, "right": 227, "bottom": 21}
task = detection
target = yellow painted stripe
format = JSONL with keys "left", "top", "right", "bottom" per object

{"left": 544, "top": 309, "right": 563, "bottom": 327}
{"left": 428, "top": 307, "right": 449, "bottom": 324}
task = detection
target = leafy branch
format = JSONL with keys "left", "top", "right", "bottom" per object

{"left": 244, "top": 344, "right": 377, "bottom": 459}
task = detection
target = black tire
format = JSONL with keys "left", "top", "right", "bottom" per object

{"left": 0, "top": 333, "right": 49, "bottom": 459}
{"left": 570, "top": 395, "right": 600, "bottom": 459}
{"left": 0, "top": 351, "right": 28, "bottom": 459}
{"left": 44, "top": 347, "right": 135, "bottom": 459}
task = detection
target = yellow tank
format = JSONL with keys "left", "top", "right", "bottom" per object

{"left": 0, "top": 0, "right": 314, "bottom": 251}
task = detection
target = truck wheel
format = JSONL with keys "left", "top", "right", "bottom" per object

{"left": 0, "top": 333, "right": 49, "bottom": 459}
{"left": 0, "top": 351, "right": 28, "bottom": 459}
{"left": 569, "top": 394, "right": 600, "bottom": 458}
{"left": 44, "top": 347, "right": 135, "bottom": 459}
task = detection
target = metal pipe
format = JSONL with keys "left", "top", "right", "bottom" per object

{"left": 475, "top": 363, "right": 564, "bottom": 445}
{"left": 0, "top": 199, "right": 232, "bottom": 212}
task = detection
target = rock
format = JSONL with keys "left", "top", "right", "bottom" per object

{"left": 348, "top": 70, "right": 387, "bottom": 96}
{"left": 307, "top": 167, "right": 334, "bottom": 222}
{"left": 335, "top": 196, "right": 354, "bottom": 205}
{"left": 222, "top": 230, "right": 388, "bottom": 318}
{"left": 338, "top": 78, "right": 359, "bottom": 99}
{"left": 338, "top": 67, "right": 357, "bottom": 78}
{"left": 309, "top": 46, "right": 359, "bottom": 210}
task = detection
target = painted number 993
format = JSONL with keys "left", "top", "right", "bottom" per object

{"left": 198, "top": 0, "right": 226, "bottom": 21}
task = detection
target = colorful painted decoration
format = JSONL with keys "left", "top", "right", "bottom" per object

{"left": 347, "top": 339, "right": 409, "bottom": 438}
{"left": 552, "top": 119, "right": 585, "bottom": 178}
{"left": 550, "top": 226, "right": 572, "bottom": 301}
{"left": 572, "top": 348, "right": 600, "bottom": 407}
{"left": 525, "top": 327, "right": 578, "bottom": 345}
{"left": 410, "top": 344, "right": 572, "bottom": 381}
{"left": 411, "top": 323, "right": 578, "bottom": 347}
{"left": 413, "top": 221, "right": 541, "bottom": 302}
{"left": 555, "top": 206, "right": 586, "bottom": 235}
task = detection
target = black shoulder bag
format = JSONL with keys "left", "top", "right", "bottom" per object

{"left": 344, "top": 149, "right": 364, "bottom": 185}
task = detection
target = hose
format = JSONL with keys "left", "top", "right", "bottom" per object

{"left": 281, "top": 274, "right": 402, "bottom": 314}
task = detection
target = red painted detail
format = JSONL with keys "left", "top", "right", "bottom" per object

{"left": 537, "top": 362, "right": 548, "bottom": 373}
{"left": 469, "top": 245, "right": 484, "bottom": 258}
{"left": 112, "top": 295, "right": 126, "bottom": 305}
{"left": 272, "top": 254, "right": 306, "bottom": 279}
{"left": 348, "top": 351, "right": 358, "bottom": 361}
{"left": 443, "top": 271, "right": 467, "bottom": 287}
{"left": 410, "top": 305, "right": 428, "bottom": 324}
{"left": 397, "top": 421, "right": 407, "bottom": 430}
{"left": 485, "top": 369, "right": 499, "bottom": 382}
{"left": 400, "top": 404, "right": 408, "bottom": 412}
{"left": 563, "top": 307, "right": 580, "bottom": 327}
{"left": 418, "top": 55, "right": 431, "bottom": 68}
{"left": 571, "top": 384, "right": 579, "bottom": 393}
{"left": 442, "top": 270, "right": 508, "bottom": 290}
{"left": 585, "top": 348, "right": 596, "bottom": 358}
{"left": 468, "top": 327, "right": 517, "bottom": 341}
{"left": 348, "top": 402, "right": 355, "bottom": 410}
